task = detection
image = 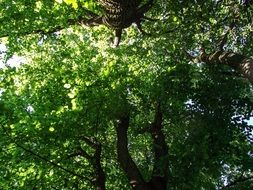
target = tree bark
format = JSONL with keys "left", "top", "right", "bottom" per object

{"left": 149, "top": 103, "right": 168, "bottom": 189}
{"left": 94, "top": 144, "right": 106, "bottom": 190}
{"left": 115, "top": 114, "right": 149, "bottom": 190}
{"left": 77, "top": 137, "right": 106, "bottom": 190}
{"left": 115, "top": 108, "right": 169, "bottom": 190}
{"left": 0, "top": 0, "right": 154, "bottom": 46}
{"left": 199, "top": 50, "right": 253, "bottom": 83}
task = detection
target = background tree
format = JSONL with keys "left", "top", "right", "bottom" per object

{"left": 0, "top": 0, "right": 253, "bottom": 189}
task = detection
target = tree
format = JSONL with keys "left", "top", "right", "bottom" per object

{"left": 0, "top": 0, "right": 253, "bottom": 189}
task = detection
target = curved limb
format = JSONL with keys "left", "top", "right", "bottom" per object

{"left": 136, "top": 21, "right": 148, "bottom": 35}
{"left": 137, "top": 0, "right": 154, "bottom": 16}
{"left": 113, "top": 29, "right": 122, "bottom": 47}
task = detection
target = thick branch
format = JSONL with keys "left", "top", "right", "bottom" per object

{"left": 70, "top": 139, "right": 106, "bottom": 190}
{"left": 113, "top": 29, "right": 122, "bottom": 47}
{"left": 219, "top": 175, "right": 253, "bottom": 190}
{"left": 199, "top": 50, "right": 253, "bottom": 83}
{"left": 68, "top": 146, "right": 93, "bottom": 160}
{"left": 217, "top": 21, "right": 235, "bottom": 50}
{"left": 0, "top": 13, "right": 102, "bottom": 39}
{"left": 100, "top": 0, "right": 155, "bottom": 46}
{"left": 137, "top": 0, "right": 154, "bottom": 16}
{"left": 0, "top": 124, "right": 90, "bottom": 181}
{"left": 115, "top": 114, "right": 148, "bottom": 190}
{"left": 117, "top": 105, "right": 169, "bottom": 190}
{"left": 16, "top": 143, "right": 90, "bottom": 181}
{"left": 79, "top": 136, "right": 97, "bottom": 147}
{"left": 1, "top": 0, "right": 155, "bottom": 47}
{"left": 92, "top": 143, "right": 106, "bottom": 190}
{"left": 149, "top": 103, "right": 168, "bottom": 189}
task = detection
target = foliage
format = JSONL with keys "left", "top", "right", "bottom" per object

{"left": 0, "top": 0, "right": 253, "bottom": 189}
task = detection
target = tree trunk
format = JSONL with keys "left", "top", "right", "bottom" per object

{"left": 115, "top": 109, "right": 169, "bottom": 190}
{"left": 150, "top": 103, "right": 168, "bottom": 189}
{"left": 199, "top": 50, "right": 253, "bottom": 83}
{"left": 115, "top": 114, "right": 149, "bottom": 190}
{"left": 77, "top": 137, "right": 106, "bottom": 190}
{"left": 93, "top": 144, "right": 106, "bottom": 190}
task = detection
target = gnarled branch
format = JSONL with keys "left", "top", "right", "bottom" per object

{"left": 219, "top": 175, "right": 253, "bottom": 190}
{"left": 149, "top": 103, "right": 168, "bottom": 189}
{"left": 199, "top": 49, "right": 253, "bottom": 83}
{"left": 69, "top": 137, "right": 106, "bottom": 190}
{"left": 115, "top": 114, "right": 148, "bottom": 190}
{"left": 0, "top": 0, "right": 155, "bottom": 47}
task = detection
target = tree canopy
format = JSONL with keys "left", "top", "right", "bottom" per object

{"left": 0, "top": 0, "right": 253, "bottom": 189}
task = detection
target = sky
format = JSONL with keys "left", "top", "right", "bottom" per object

{"left": 0, "top": 44, "right": 25, "bottom": 68}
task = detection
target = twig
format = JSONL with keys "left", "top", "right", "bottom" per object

{"left": 183, "top": 49, "right": 196, "bottom": 61}
{"left": 218, "top": 21, "right": 236, "bottom": 51}
{"left": 0, "top": 123, "right": 91, "bottom": 182}
{"left": 219, "top": 175, "right": 253, "bottom": 190}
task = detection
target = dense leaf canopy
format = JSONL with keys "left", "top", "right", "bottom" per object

{"left": 0, "top": 0, "right": 253, "bottom": 189}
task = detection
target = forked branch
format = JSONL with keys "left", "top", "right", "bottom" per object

{"left": 0, "top": 0, "right": 156, "bottom": 47}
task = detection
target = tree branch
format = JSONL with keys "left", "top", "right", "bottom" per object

{"left": 0, "top": 12, "right": 102, "bottom": 39}
{"left": 199, "top": 49, "right": 253, "bottom": 83}
{"left": 79, "top": 136, "right": 96, "bottom": 147}
{"left": 67, "top": 146, "right": 93, "bottom": 160}
{"left": 115, "top": 114, "right": 148, "bottom": 190}
{"left": 217, "top": 21, "right": 235, "bottom": 51}
{"left": 219, "top": 175, "right": 253, "bottom": 190}
{"left": 0, "top": 124, "right": 91, "bottom": 182}
{"left": 149, "top": 103, "right": 168, "bottom": 189}
{"left": 18, "top": 143, "right": 90, "bottom": 180}
{"left": 68, "top": 139, "right": 106, "bottom": 190}
{"left": 92, "top": 143, "right": 106, "bottom": 190}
